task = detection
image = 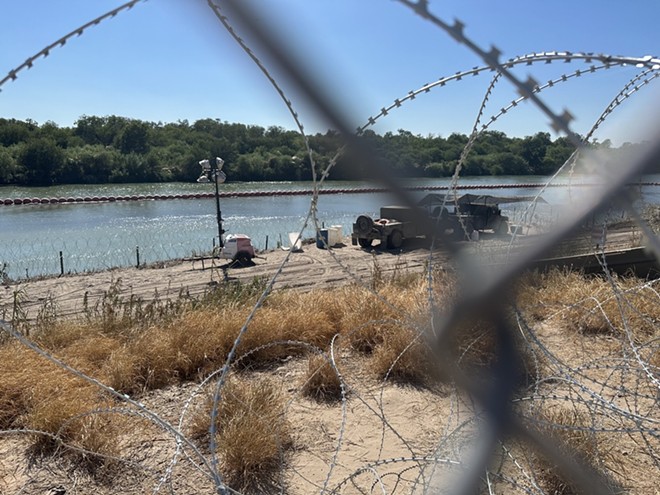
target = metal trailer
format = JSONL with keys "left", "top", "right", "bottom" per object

{"left": 351, "top": 205, "right": 420, "bottom": 249}
{"left": 352, "top": 193, "right": 542, "bottom": 248}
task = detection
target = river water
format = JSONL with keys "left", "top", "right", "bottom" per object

{"left": 1, "top": 176, "right": 659, "bottom": 280}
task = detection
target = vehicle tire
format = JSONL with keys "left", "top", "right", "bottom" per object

{"left": 452, "top": 222, "right": 469, "bottom": 241}
{"left": 388, "top": 229, "right": 403, "bottom": 249}
{"left": 233, "top": 252, "right": 253, "bottom": 267}
{"left": 358, "top": 238, "right": 373, "bottom": 248}
{"left": 461, "top": 220, "right": 475, "bottom": 241}
{"left": 452, "top": 227, "right": 465, "bottom": 241}
{"left": 496, "top": 220, "right": 509, "bottom": 235}
{"left": 355, "top": 215, "right": 374, "bottom": 236}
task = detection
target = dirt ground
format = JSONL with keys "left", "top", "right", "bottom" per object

{"left": 1, "top": 237, "right": 448, "bottom": 322}
{"left": 1, "top": 224, "right": 642, "bottom": 322}
{"left": 0, "top": 329, "right": 657, "bottom": 495}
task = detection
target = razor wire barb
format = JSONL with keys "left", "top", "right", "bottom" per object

{"left": 0, "top": 0, "right": 659, "bottom": 494}
{"left": 0, "top": 0, "right": 145, "bottom": 92}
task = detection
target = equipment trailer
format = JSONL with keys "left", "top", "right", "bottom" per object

{"left": 352, "top": 193, "right": 539, "bottom": 248}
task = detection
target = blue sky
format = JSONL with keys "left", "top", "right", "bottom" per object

{"left": 1, "top": 0, "right": 659, "bottom": 144}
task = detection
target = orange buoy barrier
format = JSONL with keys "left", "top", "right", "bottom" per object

{"left": 2, "top": 181, "right": 658, "bottom": 206}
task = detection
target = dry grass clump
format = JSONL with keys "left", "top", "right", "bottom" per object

{"left": 370, "top": 325, "right": 435, "bottom": 386}
{"left": 266, "top": 290, "right": 344, "bottom": 339}
{"left": 337, "top": 288, "right": 400, "bottom": 353}
{"left": 33, "top": 321, "right": 104, "bottom": 351}
{"left": 0, "top": 273, "right": 457, "bottom": 476}
{"left": 342, "top": 318, "right": 393, "bottom": 354}
{"left": 449, "top": 316, "right": 546, "bottom": 389}
{"left": 301, "top": 353, "right": 343, "bottom": 402}
{"left": 516, "top": 269, "right": 605, "bottom": 326}
{"left": 530, "top": 407, "right": 617, "bottom": 495}
{"left": 338, "top": 279, "right": 431, "bottom": 354}
{"left": 517, "top": 269, "right": 660, "bottom": 340}
{"left": 338, "top": 271, "right": 454, "bottom": 386}
{"left": 0, "top": 344, "right": 119, "bottom": 469}
{"left": 450, "top": 320, "right": 497, "bottom": 371}
{"left": 234, "top": 301, "right": 336, "bottom": 369}
{"left": 15, "top": 282, "right": 345, "bottom": 398}
{"left": 25, "top": 389, "right": 120, "bottom": 465}
{"left": 0, "top": 353, "right": 30, "bottom": 428}
{"left": 190, "top": 376, "right": 293, "bottom": 493}
{"left": 646, "top": 344, "right": 660, "bottom": 383}
{"left": 127, "top": 309, "right": 247, "bottom": 391}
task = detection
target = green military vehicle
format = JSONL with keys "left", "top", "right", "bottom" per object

{"left": 352, "top": 193, "right": 538, "bottom": 249}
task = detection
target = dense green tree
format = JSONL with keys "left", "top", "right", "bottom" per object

{"left": 0, "top": 118, "right": 35, "bottom": 146}
{"left": 63, "top": 145, "right": 118, "bottom": 183}
{"left": 498, "top": 152, "right": 531, "bottom": 175}
{"left": 38, "top": 121, "right": 73, "bottom": 148}
{"left": 18, "top": 138, "right": 65, "bottom": 185}
{"left": 115, "top": 120, "right": 151, "bottom": 155}
{"left": 0, "top": 116, "right": 643, "bottom": 185}
{"left": 74, "top": 115, "right": 130, "bottom": 147}
{"left": 0, "top": 146, "right": 23, "bottom": 183}
{"left": 543, "top": 136, "right": 575, "bottom": 174}
{"left": 520, "top": 132, "right": 551, "bottom": 172}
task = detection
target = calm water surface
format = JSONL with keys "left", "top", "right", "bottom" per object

{"left": 1, "top": 177, "right": 658, "bottom": 280}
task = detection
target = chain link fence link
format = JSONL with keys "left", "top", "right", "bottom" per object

{"left": 1, "top": 1, "right": 659, "bottom": 494}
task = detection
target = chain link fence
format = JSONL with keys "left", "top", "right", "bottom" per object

{"left": 1, "top": 1, "right": 659, "bottom": 494}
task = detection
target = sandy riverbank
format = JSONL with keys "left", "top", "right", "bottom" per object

{"left": 1, "top": 238, "right": 447, "bottom": 321}
{"left": 3, "top": 222, "right": 644, "bottom": 322}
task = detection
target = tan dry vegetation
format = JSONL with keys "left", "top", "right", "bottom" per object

{"left": 300, "top": 353, "right": 344, "bottom": 402}
{"left": 517, "top": 268, "right": 660, "bottom": 340}
{"left": 0, "top": 266, "right": 658, "bottom": 493}
{"left": 189, "top": 376, "right": 293, "bottom": 494}
{"left": 532, "top": 407, "right": 618, "bottom": 495}
{"left": 0, "top": 344, "right": 119, "bottom": 468}
{"left": 370, "top": 325, "right": 435, "bottom": 386}
{"left": 338, "top": 274, "right": 441, "bottom": 355}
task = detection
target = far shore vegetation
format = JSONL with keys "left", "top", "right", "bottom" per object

{"left": 0, "top": 116, "right": 649, "bottom": 187}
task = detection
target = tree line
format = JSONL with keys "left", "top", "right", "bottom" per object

{"left": 0, "top": 116, "right": 641, "bottom": 186}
